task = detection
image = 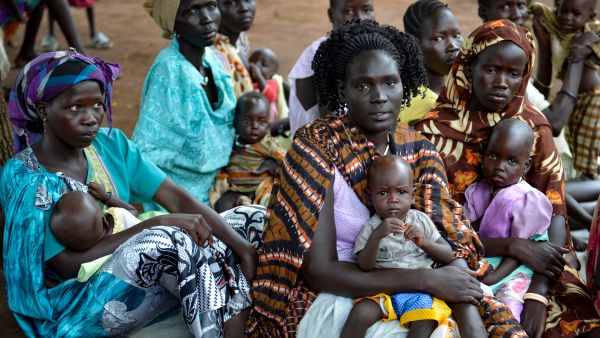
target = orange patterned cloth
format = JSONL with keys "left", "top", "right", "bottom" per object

{"left": 414, "top": 19, "right": 566, "bottom": 218}
{"left": 213, "top": 33, "right": 253, "bottom": 98}
{"left": 246, "top": 115, "right": 530, "bottom": 337}
{"left": 416, "top": 20, "right": 600, "bottom": 338}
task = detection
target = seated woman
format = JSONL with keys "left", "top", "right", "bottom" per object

{"left": 415, "top": 19, "right": 600, "bottom": 337}
{"left": 133, "top": 0, "right": 237, "bottom": 206}
{"left": 2, "top": 50, "right": 261, "bottom": 337}
{"left": 247, "top": 19, "right": 526, "bottom": 338}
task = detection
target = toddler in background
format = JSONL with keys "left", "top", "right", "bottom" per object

{"left": 341, "top": 155, "right": 453, "bottom": 338}
{"left": 531, "top": 0, "right": 600, "bottom": 178}
{"left": 464, "top": 119, "right": 553, "bottom": 320}
{"left": 50, "top": 182, "right": 140, "bottom": 281}
{"left": 249, "top": 47, "right": 289, "bottom": 123}
{"left": 210, "top": 92, "right": 285, "bottom": 212}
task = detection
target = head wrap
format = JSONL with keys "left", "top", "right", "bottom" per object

{"left": 143, "top": 0, "right": 181, "bottom": 39}
{"left": 9, "top": 49, "right": 121, "bottom": 152}
{"left": 414, "top": 20, "right": 566, "bottom": 218}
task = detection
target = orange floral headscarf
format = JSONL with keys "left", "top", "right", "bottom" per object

{"left": 415, "top": 20, "right": 566, "bottom": 217}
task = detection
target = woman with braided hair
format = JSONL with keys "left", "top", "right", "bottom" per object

{"left": 247, "top": 19, "right": 526, "bottom": 338}
{"left": 400, "top": 0, "right": 463, "bottom": 125}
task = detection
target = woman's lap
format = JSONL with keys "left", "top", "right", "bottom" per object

{"left": 80, "top": 205, "right": 266, "bottom": 337}
{"left": 297, "top": 293, "right": 459, "bottom": 338}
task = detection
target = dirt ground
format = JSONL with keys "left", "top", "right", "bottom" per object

{"left": 0, "top": 0, "right": 556, "bottom": 336}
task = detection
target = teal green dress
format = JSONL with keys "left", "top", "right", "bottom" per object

{"left": 132, "top": 39, "right": 237, "bottom": 206}
{"left": 1, "top": 128, "right": 263, "bottom": 337}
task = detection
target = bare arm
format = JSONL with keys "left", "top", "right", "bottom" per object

{"left": 532, "top": 12, "right": 553, "bottom": 97}
{"left": 481, "top": 257, "right": 520, "bottom": 286}
{"left": 356, "top": 235, "right": 383, "bottom": 272}
{"left": 421, "top": 237, "right": 454, "bottom": 265}
{"left": 295, "top": 77, "right": 317, "bottom": 111}
{"left": 152, "top": 177, "right": 257, "bottom": 281}
{"left": 355, "top": 218, "right": 405, "bottom": 271}
{"left": 300, "top": 182, "right": 483, "bottom": 303}
{"left": 46, "top": 213, "right": 209, "bottom": 279}
{"left": 542, "top": 61, "right": 585, "bottom": 136}
{"left": 88, "top": 182, "right": 138, "bottom": 215}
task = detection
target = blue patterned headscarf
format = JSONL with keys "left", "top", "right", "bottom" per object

{"left": 8, "top": 49, "right": 121, "bottom": 152}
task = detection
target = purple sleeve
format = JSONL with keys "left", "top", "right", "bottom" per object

{"left": 463, "top": 181, "right": 490, "bottom": 222}
{"left": 510, "top": 190, "right": 553, "bottom": 238}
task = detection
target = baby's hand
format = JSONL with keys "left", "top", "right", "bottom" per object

{"left": 253, "top": 158, "right": 279, "bottom": 176}
{"left": 373, "top": 218, "right": 405, "bottom": 239}
{"left": 249, "top": 63, "right": 265, "bottom": 82}
{"left": 87, "top": 182, "right": 110, "bottom": 202}
{"left": 404, "top": 223, "right": 427, "bottom": 247}
{"left": 568, "top": 32, "right": 599, "bottom": 63}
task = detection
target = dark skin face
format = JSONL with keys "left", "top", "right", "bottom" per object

{"left": 236, "top": 98, "right": 270, "bottom": 144}
{"left": 218, "top": 0, "right": 256, "bottom": 36}
{"left": 556, "top": 0, "right": 596, "bottom": 34}
{"left": 175, "top": 0, "right": 221, "bottom": 48}
{"left": 328, "top": 0, "right": 375, "bottom": 29}
{"left": 478, "top": 0, "right": 529, "bottom": 27}
{"left": 175, "top": 0, "right": 221, "bottom": 106}
{"left": 37, "top": 80, "right": 105, "bottom": 151}
{"left": 469, "top": 42, "right": 528, "bottom": 112}
{"left": 419, "top": 8, "right": 463, "bottom": 77}
{"left": 483, "top": 130, "right": 532, "bottom": 189}
{"left": 341, "top": 50, "right": 404, "bottom": 144}
{"left": 369, "top": 159, "right": 414, "bottom": 219}
{"left": 249, "top": 48, "right": 278, "bottom": 80}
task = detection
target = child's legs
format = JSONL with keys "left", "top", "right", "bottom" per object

{"left": 407, "top": 320, "right": 436, "bottom": 338}
{"left": 493, "top": 272, "right": 531, "bottom": 322}
{"left": 340, "top": 299, "right": 384, "bottom": 338}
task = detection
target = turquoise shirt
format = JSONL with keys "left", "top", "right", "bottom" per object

{"left": 132, "top": 39, "right": 236, "bottom": 205}
{"left": 44, "top": 128, "right": 166, "bottom": 260}
{"left": 0, "top": 128, "right": 164, "bottom": 336}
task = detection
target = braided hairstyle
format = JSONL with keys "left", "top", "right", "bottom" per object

{"left": 312, "top": 19, "right": 427, "bottom": 114}
{"left": 404, "top": 0, "right": 450, "bottom": 39}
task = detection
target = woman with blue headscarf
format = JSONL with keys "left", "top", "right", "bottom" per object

{"left": 1, "top": 49, "right": 262, "bottom": 337}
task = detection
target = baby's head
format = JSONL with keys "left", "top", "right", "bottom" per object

{"left": 368, "top": 155, "right": 414, "bottom": 220}
{"left": 249, "top": 47, "right": 279, "bottom": 80}
{"left": 51, "top": 191, "right": 111, "bottom": 252}
{"left": 556, "top": 0, "right": 597, "bottom": 34}
{"left": 483, "top": 119, "right": 533, "bottom": 189}
{"left": 235, "top": 91, "right": 270, "bottom": 145}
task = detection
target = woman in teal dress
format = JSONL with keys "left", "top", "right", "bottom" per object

{"left": 2, "top": 49, "right": 263, "bottom": 337}
{"left": 132, "top": 0, "right": 237, "bottom": 205}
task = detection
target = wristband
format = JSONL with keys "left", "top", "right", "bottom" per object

{"left": 557, "top": 90, "right": 578, "bottom": 104}
{"left": 101, "top": 191, "right": 112, "bottom": 204}
{"left": 523, "top": 292, "right": 548, "bottom": 306}
{"left": 534, "top": 78, "right": 551, "bottom": 89}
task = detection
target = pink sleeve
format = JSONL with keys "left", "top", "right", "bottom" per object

{"left": 510, "top": 190, "right": 553, "bottom": 238}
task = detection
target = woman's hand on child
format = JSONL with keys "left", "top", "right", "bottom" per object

{"left": 404, "top": 223, "right": 426, "bottom": 247}
{"left": 520, "top": 300, "right": 547, "bottom": 338}
{"left": 425, "top": 266, "right": 483, "bottom": 305}
{"left": 155, "top": 214, "right": 214, "bottom": 247}
{"left": 374, "top": 218, "right": 405, "bottom": 239}
{"left": 510, "top": 239, "right": 567, "bottom": 280}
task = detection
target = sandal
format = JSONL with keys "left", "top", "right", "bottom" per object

{"left": 40, "top": 35, "right": 58, "bottom": 52}
{"left": 90, "top": 32, "right": 113, "bottom": 49}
